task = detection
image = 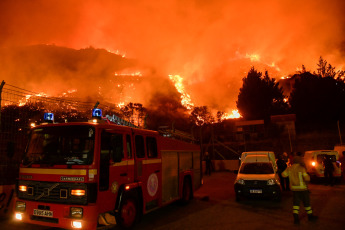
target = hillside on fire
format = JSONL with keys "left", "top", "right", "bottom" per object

{"left": 1, "top": 45, "right": 345, "bottom": 160}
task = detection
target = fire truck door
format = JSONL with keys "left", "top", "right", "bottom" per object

{"left": 134, "top": 135, "right": 161, "bottom": 211}
{"left": 98, "top": 132, "right": 128, "bottom": 213}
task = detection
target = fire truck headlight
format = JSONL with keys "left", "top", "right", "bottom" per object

{"left": 19, "top": 185, "right": 27, "bottom": 192}
{"left": 15, "top": 213, "right": 23, "bottom": 221}
{"left": 72, "top": 220, "right": 82, "bottom": 229}
{"left": 15, "top": 201, "right": 26, "bottom": 211}
{"left": 71, "top": 189, "right": 86, "bottom": 196}
{"left": 70, "top": 207, "right": 83, "bottom": 218}
{"left": 236, "top": 178, "right": 245, "bottom": 185}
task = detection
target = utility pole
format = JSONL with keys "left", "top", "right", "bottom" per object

{"left": 337, "top": 120, "right": 343, "bottom": 145}
{"left": 0, "top": 80, "right": 5, "bottom": 131}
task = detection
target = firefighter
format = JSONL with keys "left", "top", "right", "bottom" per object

{"left": 340, "top": 151, "right": 345, "bottom": 181}
{"left": 323, "top": 155, "right": 334, "bottom": 186}
{"left": 204, "top": 152, "right": 212, "bottom": 176}
{"left": 277, "top": 155, "right": 289, "bottom": 191}
{"left": 282, "top": 155, "right": 318, "bottom": 225}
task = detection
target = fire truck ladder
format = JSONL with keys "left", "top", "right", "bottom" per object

{"left": 104, "top": 114, "right": 139, "bottom": 128}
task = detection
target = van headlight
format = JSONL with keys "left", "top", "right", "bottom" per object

{"left": 236, "top": 178, "right": 245, "bottom": 185}
{"left": 267, "top": 179, "right": 277, "bottom": 185}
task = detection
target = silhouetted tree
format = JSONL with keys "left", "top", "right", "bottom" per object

{"left": 289, "top": 71, "right": 345, "bottom": 123}
{"left": 316, "top": 56, "right": 344, "bottom": 79}
{"left": 145, "top": 92, "right": 190, "bottom": 131}
{"left": 237, "top": 67, "right": 288, "bottom": 120}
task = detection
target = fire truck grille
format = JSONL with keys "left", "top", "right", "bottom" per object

{"left": 18, "top": 180, "right": 88, "bottom": 205}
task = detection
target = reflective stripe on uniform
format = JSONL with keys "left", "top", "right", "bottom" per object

{"left": 293, "top": 205, "right": 300, "bottom": 214}
{"left": 305, "top": 206, "right": 313, "bottom": 214}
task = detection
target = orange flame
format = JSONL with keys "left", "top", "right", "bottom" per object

{"left": 221, "top": 110, "right": 242, "bottom": 120}
{"left": 169, "top": 74, "right": 194, "bottom": 110}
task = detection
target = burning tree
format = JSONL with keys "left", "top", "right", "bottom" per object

{"left": 189, "top": 106, "right": 214, "bottom": 126}
{"left": 120, "top": 102, "right": 147, "bottom": 127}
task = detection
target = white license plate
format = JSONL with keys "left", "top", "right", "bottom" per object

{"left": 250, "top": 189, "right": 262, "bottom": 194}
{"left": 33, "top": 209, "right": 53, "bottom": 217}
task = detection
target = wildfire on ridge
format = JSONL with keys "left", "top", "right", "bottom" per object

{"left": 107, "top": 49, "right": 126, "bottom": 58}
{"left": 221, "top": 110, "right": 242, "bottom": 120}
{"left": 169, "top": 74, "right": 242, "bottom": 120}
{"left": 169, "top": 74, "right": 194, "bottom": 110}
{"left": 18, "top": 93, "right": 47, "bottom": 106}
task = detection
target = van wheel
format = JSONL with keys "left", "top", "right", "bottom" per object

{"left": 181, "top": 177, "right": 193, "bottom": 205}
{"left": 116, "top": 195, "right": 138, "bottom": 229}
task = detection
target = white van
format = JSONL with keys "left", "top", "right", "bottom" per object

{"left": 234, "top": 153, "right": 281, "bottom": 202}
{"left": 304, "top": 150, "right": 342, "bottom": 180}
{"left": 240, "top": 151, "right": 277, "bottom": 171}
{"left": 334, "top": 145, "right": 345, "bottom": 158}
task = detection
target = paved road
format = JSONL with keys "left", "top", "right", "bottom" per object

{"left": 2, "top": 172, "right": 345, "bottom": 230}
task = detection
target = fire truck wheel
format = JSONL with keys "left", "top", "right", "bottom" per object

{"left": 116, "top": 195, "right": 138, "bottom": 229}
{"left": 181, "top": 177, "right": 193, "bottom": 205}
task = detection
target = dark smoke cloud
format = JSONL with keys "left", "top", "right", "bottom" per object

{"left": 1, "top": 0, "right": 344, "bottom": 113}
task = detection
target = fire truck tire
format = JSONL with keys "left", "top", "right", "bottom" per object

{"left": 116, "top": 195, "right": 138, "bottom": 229}
{"left": 181, "top": 177, "right": 193, "bottom": 205}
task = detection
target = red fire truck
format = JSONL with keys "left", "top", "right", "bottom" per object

{"left": 14, "top": 111, "right": 202, "bottom": 229}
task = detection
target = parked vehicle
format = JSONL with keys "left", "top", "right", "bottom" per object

{"left": 304, "top": 150, "right": 342, "bottom": 181}
{"left": 240, "top": 151, "right": 277, "bottom": 171}
{"left": 234, "top": 153, "right": 281, "bottom": 202}
{"left": 14, "top": 111, "right": 202, "bottom": 230}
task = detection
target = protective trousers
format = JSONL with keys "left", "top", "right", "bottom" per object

{"left": 292, "top": 190, "right": 312, "bottom": 215}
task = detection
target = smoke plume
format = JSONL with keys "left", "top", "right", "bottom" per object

{"left": 0, "top": 0, "right": 344, "bottom": 113}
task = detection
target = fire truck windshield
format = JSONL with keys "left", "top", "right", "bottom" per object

{"left": 23, "top": 125, "right": 95, "bottom": 167}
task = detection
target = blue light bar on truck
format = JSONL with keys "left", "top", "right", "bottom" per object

{"left": 44, "top": 113, "right": 54, "bottom": 122}
{"left": 92, "top": 108, "right": 102, "bottom": 118}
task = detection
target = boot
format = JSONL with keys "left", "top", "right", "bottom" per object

{"left": 308, "top": 214, "right": 318, "bottom": 222}
{"left": 293, "top": 214, "right": 300, "bottom": 225}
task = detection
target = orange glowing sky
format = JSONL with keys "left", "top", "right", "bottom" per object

{"left": 0, "top": 0, "right": 344, "bottom": 113}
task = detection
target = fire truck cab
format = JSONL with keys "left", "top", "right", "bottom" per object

{"left": 14, "top": 111, "right": 202, "bottom": 230}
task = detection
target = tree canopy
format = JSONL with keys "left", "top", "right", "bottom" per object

{"left": 289, "top": 72, "right": 345, "bottom": 123}
{"left": 236, "top": 67, "right": 288, "bottom": 120}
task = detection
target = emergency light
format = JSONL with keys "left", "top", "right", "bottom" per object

{"left": 44, "top": 113, "right": 54, "bottom": 122}
{"left": 92, "top": 108, "right": 102, "bottom": 118}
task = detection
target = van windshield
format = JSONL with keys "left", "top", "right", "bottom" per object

{"left": 239, "top": 162, "right": 274, "bottom": 174}
{"left": 23, "top": 125, "right": 95, "bottom": 166}
{"left": 317, "top": 154, "right": 336, "bottom": 163}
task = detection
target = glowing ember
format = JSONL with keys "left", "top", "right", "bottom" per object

{"left": 246, "top": 53, "right": 261, "bottom": 62}
{"left": 18, "top": 93, "right": 47, "bottom": 106}
{"left": 114, "top": 72, "right": 142, "bottom": 77}
{"left": 169, "top": 74, "right": 194, "bottom": 110}
{"left": 62, "top": 89, "right": 77, "bottom": 96}
{"left": 117, "top": 102, "right": 125, "bottom": 108}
